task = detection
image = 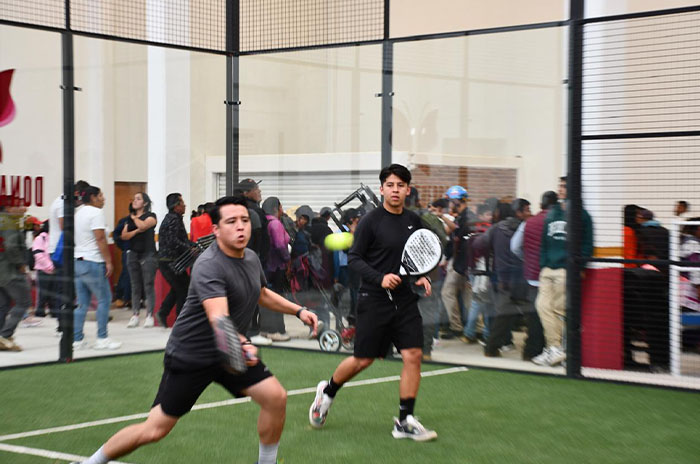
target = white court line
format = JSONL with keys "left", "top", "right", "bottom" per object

{"left": 0, "top": 442, "right": 133, "bottom": 463}
{"left": 0, "top": 366, "right": 468, "bottom": 443}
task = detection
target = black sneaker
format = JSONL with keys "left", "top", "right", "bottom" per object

{"left": 392, "top": 415, "right": 437, "bottom": 442}
{"left": 156, "top": 311, "right": 168, "bottom": 328}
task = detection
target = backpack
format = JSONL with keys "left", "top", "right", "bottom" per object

{"left": 26, "top": 248, "right": 36, "bottom": 270}
{"left": 419, "top": 212, "right": 448, "bottom": 248}
{"left": 51, "top": 233, "right": 64, "bottom": 266}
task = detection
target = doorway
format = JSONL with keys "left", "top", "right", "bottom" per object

{"left": 112, "top": 182, "right": 147, "bottom": 293}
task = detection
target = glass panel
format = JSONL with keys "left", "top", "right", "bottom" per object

{"left": 0, "top": 26, "right": 61, "bottom": 365}
{"left": 393, "top": 27, "right": 567, "bottom": 372}
{"left": 68, "top": 36, "right": 225, "bottom": 358}
{"left": 239, "top": 46, "right": 382, "bottom": 351}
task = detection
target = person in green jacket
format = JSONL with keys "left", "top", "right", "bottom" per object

{"left": 532, "top": 177, "right": 593, "bottom": 367}
{"left": 0, "top": 198, "right": 32, "bottom": 352}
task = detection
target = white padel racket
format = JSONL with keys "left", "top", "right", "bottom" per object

{"left": 387, "top": 228, "right": 443, "bottom": 301}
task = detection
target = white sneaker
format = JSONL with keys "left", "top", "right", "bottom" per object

{"left": 499, "top": 343, "right": 516, "bottom": 353}
{"left": 266, "top": 332, "right": 291, "bottom": 342}
{"left": 143, "top": 315, "right": 155, "bottom": 328}
{"left": 531, "top": 347, "right": 551, "bottom": 366}
{"left": 72, "top": 340, "right": 88, "bottom": 350}
{"left": 547, "top": 346, "right": 566, "bottom": 366}
{"left": 250, "top": 334, "right": 273, "bottom": 346}
{"left": 126, "top": 315, "right": 139, "bottom": 328}
{"left": 94, "top": 337, "right": 122, "bottom": 350}
{"left": 309, "top": 380, "right": 333, "bottom": 428}
{"left": 392, "top": 415, "right": 438, "bottom": 442}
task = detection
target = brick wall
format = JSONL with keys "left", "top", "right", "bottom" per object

{"left": 410, "top": 163, "right": 517, "bottom": 208}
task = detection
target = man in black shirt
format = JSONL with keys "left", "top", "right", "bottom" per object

{"left": 72, "top": 196, "right": 318, "bottom": 464}
{"left": 309, "top": 164, "right": 437, "bottom": 442}
{"left": 155, "top": 193, "right": 194, "bottom": 327}
{"left": 235, "top": 178, "right": 272, "bottom": 345}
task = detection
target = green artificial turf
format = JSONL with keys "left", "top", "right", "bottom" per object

{"left": 2, "top": 348, "right": 699, "bottom": 463}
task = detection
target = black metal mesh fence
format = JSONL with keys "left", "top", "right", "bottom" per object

{"left": 583, "top": 11, "right": 700, "bottom": 136}
{"left": 0, "top": 0, "right": 65, "bottom": 29}
{"left": 69, "top": 0, "right": 227, "bottom": 52}
{"left": 240, "top": 0, "right": 384, "bottom": 52}
{"left": 581, "top": 11, "right": 700, "bottom": 383}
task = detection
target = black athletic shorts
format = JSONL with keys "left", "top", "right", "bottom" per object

{"left": 152, "top": 354, "right": 273, "bottom": 417}
{"left": 353, "top": 289, "right": 423, "bottom": 358}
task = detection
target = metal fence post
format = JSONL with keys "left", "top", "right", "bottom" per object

{"left": 566, "top": 0, "right": 584, "bottom": 378}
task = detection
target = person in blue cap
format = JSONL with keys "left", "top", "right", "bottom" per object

{"left": 440, "top": 186, "right": 473, "bottom": 340}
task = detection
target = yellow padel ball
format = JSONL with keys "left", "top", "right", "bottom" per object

{"left": 324, "top": 232, "right": 354, "bottom": 251}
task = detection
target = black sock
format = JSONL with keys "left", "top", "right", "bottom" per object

{"left": 323, "top": 377, "right": 342, "bottom": 398}
{"left": 399, "top": 397, "right": 415, "bottom": 422}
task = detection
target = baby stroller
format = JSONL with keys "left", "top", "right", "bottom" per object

{"left": 320, "top": 184, "right": 381, "bottom": 351}
{"left": 293, "top": 183, "right": 380, "bottom": 351}
{"left": 288, "top": 242, "right": 355, "bottom": 352}
{"left": 315, "top": 274, "right": 357, "bottom": 352}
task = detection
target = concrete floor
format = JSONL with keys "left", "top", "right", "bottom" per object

{"left": 3, "top": 306, "right": 699, "bottom": 390}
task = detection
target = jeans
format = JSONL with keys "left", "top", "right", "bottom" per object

{"left": 74, "top": 259, "right": 112, "bottom": 341}
{"left": 114, "top": 250, "right": 131, "bottom": 301}
{"left": 441, "top": 261, "right": 472, "bottom": 332}
{"left": 127, "top": 250, "right": 157, "bottom": 316}
{"left": 0, "top": 275, "right": 32, "bottom": 338}
{"left": 464, "top": 293, "right": 492, "bottom": 340}
{"left": 486, "top": 285, "right": 544, "bottom": 358}
{"left": 418, "top": 288, "right": 441, "bottom": 355}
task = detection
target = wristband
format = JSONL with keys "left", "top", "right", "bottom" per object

{"left": 295, "top": 307, "right": 307, "bottom": 319}
{"left": 241, "top": 340, "right": 252, "bottom": 346}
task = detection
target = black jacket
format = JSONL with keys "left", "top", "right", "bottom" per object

{"left": 475, "top": 216, "right": 528, "bottom": 299}
{"left": 244, "top": 198, "right": 270, "bottom": 264}
{"left": 158, "top": 212, "right": 193, "bottom": 261}
{"left": 448, "top": 208, "right": 471, "bottom": 275}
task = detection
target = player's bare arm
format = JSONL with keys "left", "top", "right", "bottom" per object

{"left": 258, "top": 287, "right": 319, "bottom": 336}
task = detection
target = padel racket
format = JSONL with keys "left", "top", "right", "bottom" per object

{"left": 214, "top": 317, "right": 248, "bottom": 375}
{"left": 388, "top": 228, "right": 443, "bottom": 300}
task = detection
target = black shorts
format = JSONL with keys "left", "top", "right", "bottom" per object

{"left": 353, "top": 290, "right": 423, "bottom": 358}
{"left": 152, "top": 354, "right": 273, "bottom": 417}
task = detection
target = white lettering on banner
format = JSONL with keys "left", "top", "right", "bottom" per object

{"left": 0, "top": 175, "right": 44, "bottom": 207}
{"left": 548, "top": 220, "right": 567, "bottom": 240}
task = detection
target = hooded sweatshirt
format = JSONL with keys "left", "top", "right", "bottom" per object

{"left": 540, "top": 203, "right": 593, "bottom": 270}
{"left": 475, "top": 216, "right": 528, "bottom": 299}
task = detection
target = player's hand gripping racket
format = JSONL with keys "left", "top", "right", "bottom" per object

{"left": 214, "top": 316, "right": 249, "bottom": 375}
{"left": 387, "top": 229, "right": 443, "bottom": 301}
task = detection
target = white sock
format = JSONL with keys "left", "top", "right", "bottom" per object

{"left": 258, "top": 442, "right": 279, "bottom": 464}
{"left": 83, "top": 445, "right": 109, "bottom": 464}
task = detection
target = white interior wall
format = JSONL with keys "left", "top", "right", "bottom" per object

{"left": 5, "top": 1, "right": 700, "bottom": 248}
{"left": 0, "top": 27, "right": 62, "bottom": 221}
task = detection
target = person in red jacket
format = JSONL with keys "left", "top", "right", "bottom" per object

{"left": 190, "top": 202, "right": 214, "bottom": 242}
{"left": 510, "top": 191, "right": 558, "bottom": 361}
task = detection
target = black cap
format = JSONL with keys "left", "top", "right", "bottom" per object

{"left": 234, "top": 178, "right": 261, "bottom": 194}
